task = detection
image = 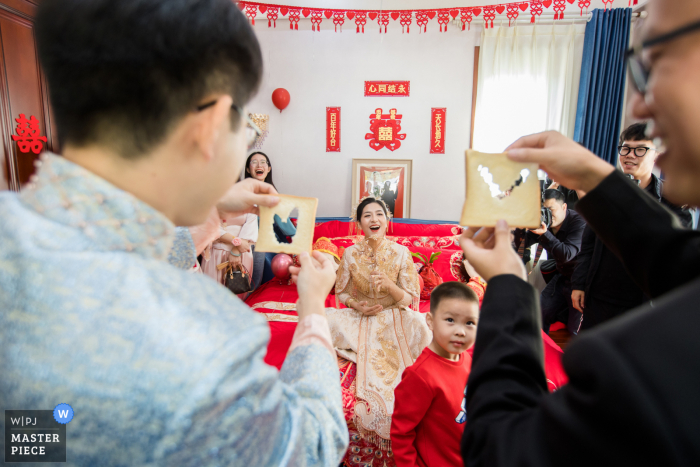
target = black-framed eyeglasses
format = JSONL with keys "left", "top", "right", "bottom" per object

{"left": 618, "top": 145, "right": 652, "bottom": 157}
{"left": 196, "top": 100, "right": 262, "bottom": 150}
{"left": 626, "top": 18, "right": 700, "bottom": 95}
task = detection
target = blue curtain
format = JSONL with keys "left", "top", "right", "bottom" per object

{"left": 574, "top": 8, "right": 631, "bottom": 166}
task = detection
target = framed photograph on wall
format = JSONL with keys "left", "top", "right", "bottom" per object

{"left": 352, "top": 159, "right": 412, "bottom": 218}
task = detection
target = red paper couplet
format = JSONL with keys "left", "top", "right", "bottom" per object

{"left": 12, "top": 114, "right": 47, "bottom": 154}
{"left": 364, "top": 81, "right": 410, "bottom": 97}
{"left": 326, "top": 107, "right": 341, "bottom": 152}
{"left": 365, "top": 108, "right": 407, "bottom": 152}
{"left": 430, "top": 108, "right": 446, "bottom": 154}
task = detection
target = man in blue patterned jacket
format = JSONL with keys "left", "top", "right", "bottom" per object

{"left": 0, "top": 0, "right": 348, "bottom": 465}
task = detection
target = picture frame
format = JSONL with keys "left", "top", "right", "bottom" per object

{"left": 352, "top": 159, "right": 412, "bottom": 218}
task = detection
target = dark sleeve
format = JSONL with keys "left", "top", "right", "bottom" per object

{"left": 537, "top": 214, "right": 585, "bottom": 265}
{"left": 660, "top": 197, "right": 693, "bottom": 229}
{"left": 577, "top": 170, "right": 700, "bottom": 299}
{"left": 570, "top": 225, "right": 595, "bottom": 291}
{"left": 461, "top": 275, "right": 673, "bottom": 467}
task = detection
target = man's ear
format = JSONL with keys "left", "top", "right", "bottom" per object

{"left": 426, "top": 311, "right": 434, "bottom": 331}
{"left": 195, "top": 95, "right": 234, "bottom": 162}
{"left": 562, "top": 202, "right": 568, "bottom": 211}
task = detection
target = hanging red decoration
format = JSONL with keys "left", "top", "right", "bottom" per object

{"left": 507, "top": 4, "right": 520, "bottom": 25}
{"left": 310, "top": 9, "right": 323, "bottom": 31}
{"left": 578, "top": 0, "right": 591, "bottom": 14}
{"left": 236, "top": 1, "right": 620, "bottom": 33}
{"left": 437, "top": 11, "right": 450, "bottom": 32}
{"left": 272, "top": 88, "right": 290, "bottom": 112}
{"left": 400, "top": 11, "right": 412, "bottom": 33}
{"left": 265, "top": 6, "right": 279, "bottom": 27}
{"left": 430, "top": 108, "right": 446, "bottom": 154}
{"left": 378, "top": 12, "right": 390, "bottom": 33}
{"left": 415, "top": 11, "right": 429, "bottom": 32}
{"left": 355, "top": 11, "right": 367, "bottom": 33}
{"left": 365, "top": 108, "right": 407, "bottom": 152}
{"left": 364, "top": 81, "right": 410, "bottom": 97}
{"left": 628, "top": 0, "right": 638, "bottom": 5}
{"left": 460, "top": 8, "right": 474, "bottom": 30}
{"left": 333, "top": 11, "right": 345, "bottom": 32}
{"left": 483, "top": 5, "right": 496, "bottom": 28}
{"left": 288, "top": 8, "right": 300, "bottom": 29}
{"left": 530, "top": 0, "right": 544, "bottom": 22}
{"left": 12, "top": 114, "right": 47, "bottom": 154}
{"left": 326, "top": 107, "right": 341, "bottom": 152}
{"left": 244, "top": 3, "right": 258, "bottom": 24}
{"left": 553, "top": 0, "right": 566, "bottom": 19}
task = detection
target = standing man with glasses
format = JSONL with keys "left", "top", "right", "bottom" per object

{"left": 459, "top": 0, "right": 700, "bottom": 465}
{"left": 571, "top": 122, "right": 692, "bottom": 331}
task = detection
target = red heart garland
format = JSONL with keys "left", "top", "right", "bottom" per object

{"left": 450, "top": 9, "right": 459, "bottom": 18}
{"left": 427, "top": 11, "right": 436, "bottom": 19}
{"left": 520, "top": 2, "right": 529, "bottom": 11}
{"left": 472, "top": 8, "right": 482, "bottom": 16}
{"left": 279, "top": 7, "right": 288, "bottom": 16}
{"left": 391, "top": 12, "right": 400, "bottom": 20}
{"left": 496, "top": 5, "right": 506, "bottom": 14}
{"left": 368, "top": 11, "right": 378, "bottom": 20}
{"left": 542, "top": 0, "right": 552, "bottom": 7}
{"left": 568, "top": 0, "right": 575, "bottom": 3}
{"left": 258, "top": 5, "right": 266, "bottom": 13}
{"left": 346, "top": 11, "right": 355, "bottom": 19}
{"left": 324, "top": 10, "right": 332, "bottom": 19}
{"left": 302, "top": 8, "right": 310, "bottom": 17}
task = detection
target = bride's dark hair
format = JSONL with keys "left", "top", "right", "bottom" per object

{"left": 356, "top": 197, "right": 389, "bottom": 221}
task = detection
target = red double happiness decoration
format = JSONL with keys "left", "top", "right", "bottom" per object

{"left": 364, "top": 81, "right": 410, "bottom": 97}
{"left": 235, "top": 1, "right": 618, "bottom": 34}
{"left": 366, "top": 108, "right": 406, "bottom": 152}
{"left": 12, "top": 114, "right": 47, "bottom": 154}
{"left": 430, "top": 108, "right": 446, "bottom": 154}
{"left": 326, "top": 107, "right": 341, "bottom": 152}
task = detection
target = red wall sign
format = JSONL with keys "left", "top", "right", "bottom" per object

{"left": 364, "top": 81, "right": 410, "bottom": 97}
{"left": 365, "top": 108, "right": 406, "bottom": 152}
{"left": 12, "top": 114, "right": 47, "bottom": 154}
{"left": 430, "top": 108, "right": 446, "bottom": 154}
{"left": 326, "top": 107, "right": 341, "bottom": 152}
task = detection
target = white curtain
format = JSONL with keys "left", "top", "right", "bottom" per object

{"left": 472, "top": 23, "right": 586, "bottom": 153}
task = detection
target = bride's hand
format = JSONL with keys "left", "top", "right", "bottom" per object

{"left": 370, "top": 270, "right": 393, "bottom": 293}
{"left": 355, "top": 301, "right": 383, "bottom": 316}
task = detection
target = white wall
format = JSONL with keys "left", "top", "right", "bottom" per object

{"left": 246, "top": 21, "right": 481, "bottom": 220}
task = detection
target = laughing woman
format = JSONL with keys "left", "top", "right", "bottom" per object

{"left": 244, "top": 152, "right": 297, "bottom": 290}
{"left": 327, "top": 197, "right": 431, "bottom": 462}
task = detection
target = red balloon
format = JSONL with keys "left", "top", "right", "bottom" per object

{"left": 272, "top": 88, "right": 290, "bottom": 113}
{"left": 271, "top": 253, "right": 293, "bottom": 280}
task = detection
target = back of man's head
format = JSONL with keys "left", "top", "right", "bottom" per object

{"left": 619, "top": 122, "right": 649, "bottom": 145}
{"left": 36, "top": 0, "right": 262, "bottom": 158}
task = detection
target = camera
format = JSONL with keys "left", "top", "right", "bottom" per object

{"left": 541, "top": 206, "right": 552, "bottom": 229}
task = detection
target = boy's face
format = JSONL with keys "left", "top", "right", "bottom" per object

{"left": 427, "top": 298, "right": 479, "bottom": 358}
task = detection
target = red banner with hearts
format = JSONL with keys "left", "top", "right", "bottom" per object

{"left": 430, "top": 108, "right": 446, "bottom": 154}
{"left": 364, "top": 81, "right": 410, "bottom": 97}
{"left": 326, "top": 107, "right": 341, "bottom": 152}
{"left": 235, "top": 1, "right": 610, "bottom": 34}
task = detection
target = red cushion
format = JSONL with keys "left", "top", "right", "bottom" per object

{"left": 392, "top": 235, "right": 461, "bottom": 250}
{"left": 409, "top": 246, "right": 468, "bottom": 284}
{"left": 314, "top": 221, "right": 462, "bottom": 241}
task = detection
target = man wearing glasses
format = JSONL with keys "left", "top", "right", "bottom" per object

{"left": 460, "top": 0, "right": 700, "bottom": 465}
{"left": 571, "top": 122, "right": 691, "bottom": 331}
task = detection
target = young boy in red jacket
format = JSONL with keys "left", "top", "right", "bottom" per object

{"left": 391, "top": 281, "right": 479, "bottom": 466}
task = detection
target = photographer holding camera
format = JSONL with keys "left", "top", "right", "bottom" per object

{"left": 514, "top": 189, "right": 586, "bottom": 335}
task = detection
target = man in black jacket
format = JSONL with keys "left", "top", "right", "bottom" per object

{"left": 571, "top": 123, "right": 692, "bottom": 330}
{"left": 459, "top": 0, "right": 700, "bottom": 464}
{"left": 514, "top": 189, "right": 586, "bottom": 334}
